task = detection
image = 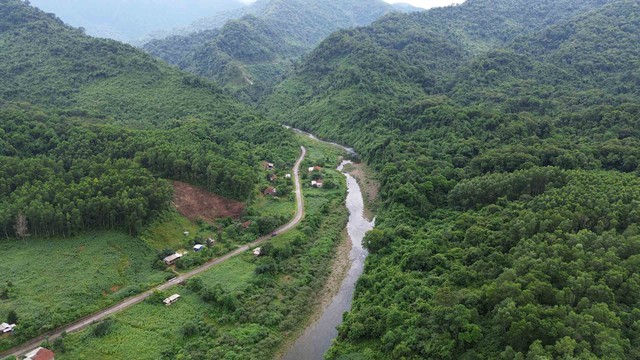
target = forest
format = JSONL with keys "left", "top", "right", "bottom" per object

{"left": 0, "top": 0, "right": 298, "bottom": 238}
{"left": 3, "top": 0, "right": 640, "bottom": 358}
{"left": 264, "top": 0, "right": 640, "bottom": 358}
{"left": 142, "top": 0, "right": 414, "bottom": 102}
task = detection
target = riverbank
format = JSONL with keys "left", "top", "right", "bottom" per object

{"left": 282, "top": 160, "right": 375, "bottom": 360}
{"left": 342, "top": 162, "right": 379, "bottom": 221}
{"left": 274, "top": 227, "right": 352, "bottom": 359}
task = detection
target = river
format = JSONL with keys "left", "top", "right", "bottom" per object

{"left": 283, "top": 160, "right": 375, "bottom": 360}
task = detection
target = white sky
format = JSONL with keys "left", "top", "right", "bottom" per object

{"left": 383, "top": 0, "right": 462, "bottom": 9}
{"left": 238, "top": 0, "right": 464, "bottom": 9}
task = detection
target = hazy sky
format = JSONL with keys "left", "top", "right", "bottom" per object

{"left": 383, "top": 0, "right": 462, "bottom": 9}
{"left": 238, "top": 0, "right": 464, "bottom": 9}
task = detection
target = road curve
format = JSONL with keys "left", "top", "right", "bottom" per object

{"left": 0, "top": 146, "right": 307, "bottom": 359}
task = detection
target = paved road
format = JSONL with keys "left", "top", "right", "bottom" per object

{"left": 0, "top": 146, "right": 306, "bottom": 359}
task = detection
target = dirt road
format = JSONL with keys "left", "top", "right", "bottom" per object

{"left": 0, "top": 146, "right": 306, "bottom": 359}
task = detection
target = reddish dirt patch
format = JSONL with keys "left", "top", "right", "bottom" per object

{"left": 110, "top": 285, "right": 121, "bottom": 293}
{"left": 172, "top": 181, "right": 245, "bottom": 222}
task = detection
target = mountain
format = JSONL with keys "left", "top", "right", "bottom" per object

{"left": 264, "top": 0, "right": 614, "bottom": 142}
{"left": 0, "top": 0, "right": 297, "bottom": 239}
{"left": 26, "top": 0, "right": 247, "bottom": 44}
{"left": 390, "top": 2, "right": 424, "bottom": 12}
{"left": 263, "top": 0, "right": 640, "bottom": 358}
{"left": 142, "top": 0, "right": 411, "bottom": 102}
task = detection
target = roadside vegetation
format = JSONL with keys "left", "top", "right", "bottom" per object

{"left": 51, "top": 140, "right": 349, "bottom": 359}
{"left": 0, "top": 232, "right": 167, "bottom": 352}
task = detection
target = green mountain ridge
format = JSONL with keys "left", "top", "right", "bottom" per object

{"left": 0, "top": 0, "right": 297, "bottom": 241}
{"left": 262, "top": 0, "right": 640, "bottom": 358}
{"left": 142, "top": 0, "right": 414, "bottom": 103}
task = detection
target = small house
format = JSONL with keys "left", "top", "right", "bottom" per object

{"left": 285, "top": 174, "right": 291, "bottom": 179}
{"left": 183, "top": 231, "right": 190, "bottom": 237}
{"left": 262, "top": 161, "right": 274, "bottom": 170}
{"left": 163, "top": 253, "right": 183, "bottom": 265}
{"left": 253, "top": 247, "right": 262, "bottom": 257}
{"left": 268, "top": 174, "right": 277, "bottom": 182}
{"left": 0, "top": 323, "right": 15, "bottom": 335}
{"left": 24, "top": 347, "right": 55, "bottom": 360}
{"left": 308, "top": 167, "right": 314, "bottom": 172}
{"left": 311, "top": 179, "right": 324, "bottom": 188}
{"left": 241, "top": 221, "right": 252, "bottom": 229}
{"left": 308, "top": 166, "right": 322, "bottom": 172}
{"left": 163, "top": 294, "right": 181, "bottom": 306}
{"left": 207, "top": 237, "right": 216, "bottom": 246}
{"left": 193, "top": 244, "right": 205, "bottom": 252}
{"left": 264, "top": 186, "right": 277, "bottom": 196}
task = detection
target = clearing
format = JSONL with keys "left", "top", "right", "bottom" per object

{"left": 172, "top": 181, "right": 245, "bottom": 222}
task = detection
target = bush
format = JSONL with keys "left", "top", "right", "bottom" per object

{"left": 7, "top": 310, "right": 18, "bottom": 324}
{"left": 92, "top": 318, "right": 114, "bottom": 337}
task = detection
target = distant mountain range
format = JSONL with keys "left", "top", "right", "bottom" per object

{"left": 27, "top": 0, "right": 248, "bottom": 44}
{"left": 142, "top": 0, "right": 422, "bottom": 102}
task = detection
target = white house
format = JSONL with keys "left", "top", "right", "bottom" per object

{"left": 163, "top": 294, "right": 181, "bottom": 306}
{"left": 285, "top": 174, "right": 292, "bottom": 179}
{"left": 193, "top": 244, "right": 205, "bottom": 252}
{"left": 311, "top": 179, "right": 324, "bottom": 188}
{"left": 253, "top": 247, "right": 262, "bottom": 256}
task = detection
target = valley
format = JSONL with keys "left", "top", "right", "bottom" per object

{"left": 2, "top": 0, "right": 640, "bottom": 359}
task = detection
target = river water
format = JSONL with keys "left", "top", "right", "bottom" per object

{"left": 283, "top": 160, "right": 375, "bottom": 360}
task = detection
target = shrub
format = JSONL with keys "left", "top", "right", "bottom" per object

{"left": 92, "top": 318, "right": 114, "bottom": 337}
{"left": 7, "top": 310, "right": 18, "bottom": 324}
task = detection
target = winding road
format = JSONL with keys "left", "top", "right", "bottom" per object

{"left": 0, "top": 146, "right": 306, "bottom": 359}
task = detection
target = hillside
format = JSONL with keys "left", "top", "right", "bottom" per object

{"left": 142, "top": 0, "right": 411, "bottom": 102}
{"left": 0, "top": 0, "right": 298, "bottom": 238}
{"left": 263, "top": 0, "right": 640, "bottom": 358}
{"left": 27, "top": 0, "right": 246, "bottom": 44}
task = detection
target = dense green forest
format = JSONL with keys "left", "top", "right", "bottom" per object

{"left": 0, "top": 0, "right": 298, "bottom": 238}
{"left": 264, "top": 0, "right": 640, "bottom": 358}
{"left": 142, "top": 0, "right": 415, "bottom": 102}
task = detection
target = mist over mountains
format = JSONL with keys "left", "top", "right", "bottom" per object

{"left": 27, "top": 0, "right": 248, "bottom": 43}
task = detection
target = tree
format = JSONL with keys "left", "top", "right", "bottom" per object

{"left": 7, "top": 310, "right": 18, "bottom": 324}
{"left": 14, "top": 212, "right": 29, "bottom": 241}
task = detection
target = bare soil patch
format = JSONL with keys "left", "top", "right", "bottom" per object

{"left": 172, "top": 181, "right": 245, "bottom": 222}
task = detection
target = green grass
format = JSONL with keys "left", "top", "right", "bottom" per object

{"left": 197, "top": 256, "right": 256, "bottom": 293}
{"left": 57, "top": 290, "right": 208, "bottom": 360}
{"left": 0, "top": 232, "right": 167, "bottom": 351}
{"left": 139, "top": 211, "right": 199, "bottom": 251}
{"left": 56, "top": 256, "right": 259, "bottom": 359}
{"left": 250, "top": 195, "right": 295, "bottom": 221}
{"left": 297, "top": 133, "right": 347, "bottom": 166}
{"left": 55, "top": 139, "right": 350, "bottom": 359}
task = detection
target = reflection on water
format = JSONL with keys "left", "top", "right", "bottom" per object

{"left": 283, "top": 160, "right": 375, "bottom": 360}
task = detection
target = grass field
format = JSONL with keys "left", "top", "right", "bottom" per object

{"left": 0, "top": 232, "right": 168, "bottom": 351}
{"left": 249, "top": 195, "right": 296, "bottom": 223}
{"left": 57, "top": 290, "right": 209, "bottom": 360}
{"left": 54, "top": 140, "right": 350, "bottom": 359}
{"left": 56, "top": 257, "right": 259, "bottom": 359}
{"left": 0, "top": 141, "right": 310, "bottom": 354}
{"left": 139, "top": 212, "right": 199, "bottom": 251}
